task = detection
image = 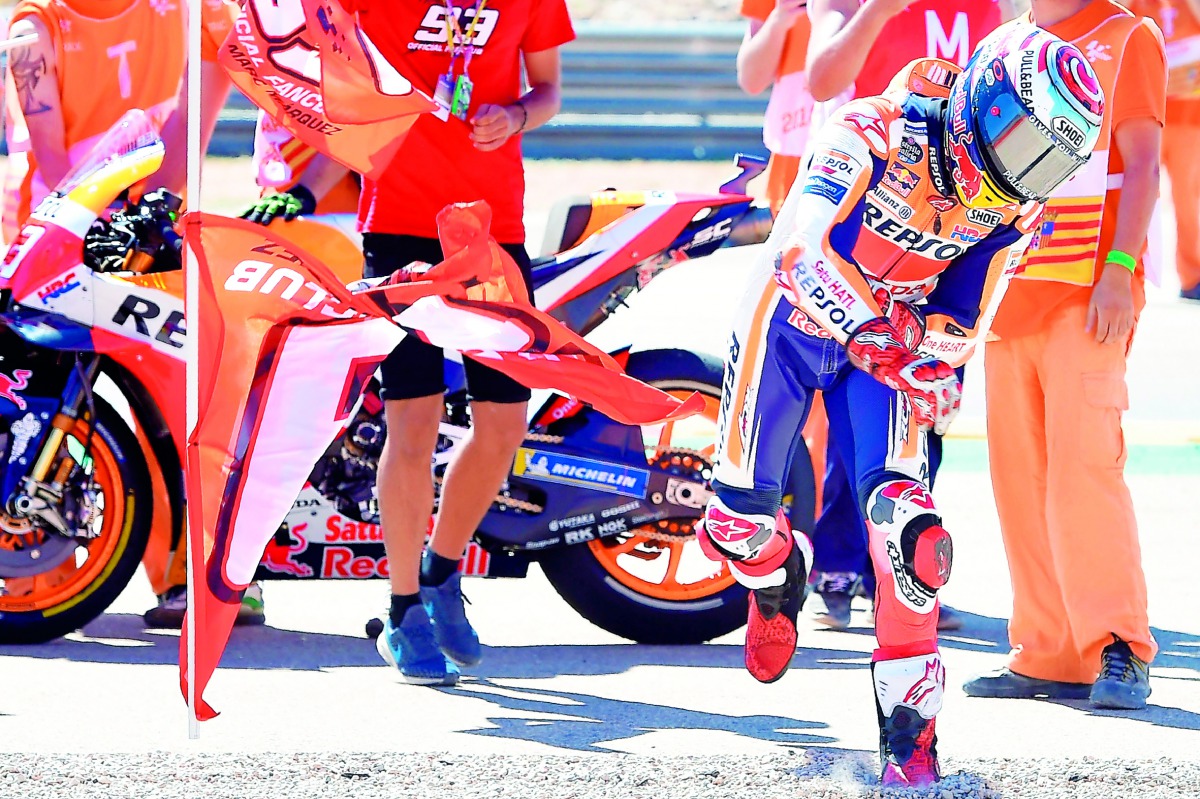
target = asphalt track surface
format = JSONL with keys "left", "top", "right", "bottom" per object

{"left": 2, "top": 175, "right": 1199, "bottom": 798}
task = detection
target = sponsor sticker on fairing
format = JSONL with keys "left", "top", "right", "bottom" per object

{"left": 548, "top": 512, "right": 595, "bottom": 532}
{"left": 513, "top": 448, "right": 651, "bottom": 498}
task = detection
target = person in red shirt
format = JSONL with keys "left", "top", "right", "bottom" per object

{"left": 344, "top": 0, "right": 574, "bottom": 686}
{"left": 779, "top": 0, "right": 1006, "bottom": 631}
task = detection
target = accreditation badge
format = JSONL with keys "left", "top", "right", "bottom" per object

{"left": 451, "top": 74, "right": 474, "bottom": 121}
{"left": 433, "top": 73, "right": 454, "bottom": 122}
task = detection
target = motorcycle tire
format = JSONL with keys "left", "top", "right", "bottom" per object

{"left": 0, "top": 396, "right": 153, "bottom": 644}
{"left": 538, "top": 348, "right": 816, "bottom": 645}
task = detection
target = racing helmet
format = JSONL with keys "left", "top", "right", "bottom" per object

{"left": 944, "top": 24, "right": 1104, "bottom": 209}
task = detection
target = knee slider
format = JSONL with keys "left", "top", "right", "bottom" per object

{"left": 866, "top": 480, "right": 953, "bottom": 612}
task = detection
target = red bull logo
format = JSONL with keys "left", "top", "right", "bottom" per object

{"left": 948, "top": 133, "right": 984, "bottom": 203}
{"left": 261, "top": 522, "right": 313, "bottom": 577}
{"left": 0, "top": 369, "right": 32, "bottom": 411}
{"left": 881, "top": 163, "right": 920, "bottom": 198}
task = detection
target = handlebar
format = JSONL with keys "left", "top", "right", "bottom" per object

{"left": 83, "top": 189, "right": 184, "bottom": 272}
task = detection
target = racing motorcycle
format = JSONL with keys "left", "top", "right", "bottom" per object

{"left": 0, "top": 110, "right": 815, "bottom": 645}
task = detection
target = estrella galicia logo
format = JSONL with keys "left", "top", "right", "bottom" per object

{"left": 513, "top": 448, "right": 650, "bottom": 498}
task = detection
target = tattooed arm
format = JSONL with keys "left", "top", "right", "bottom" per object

{"left": 7, "top": 16, "right": 71, "bottom": 191}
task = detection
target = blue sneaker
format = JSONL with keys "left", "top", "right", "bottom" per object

{"left": 420, "top": 571, "right": 482, "bottom": 667}
{"left": 1090, "top": 637, "right": 1151, "bottom": 710}
{"left": 375, "top": 604, "right": 459, "bottom": 686}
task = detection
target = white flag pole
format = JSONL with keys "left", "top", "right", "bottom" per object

{"left": 184, "top": 0, "right": 203, "bottom": 741}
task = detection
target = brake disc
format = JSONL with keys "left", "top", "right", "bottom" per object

{"left": 0, "top": 516, "right": 76, "bottom": 577}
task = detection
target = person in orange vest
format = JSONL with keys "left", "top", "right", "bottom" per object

{"left": 1130, "top": 0, "right": 1200, "bottom": 300}
{"left": 3, "top": 0, "right": 236, "bottom": 240}
{"left": 964, "top": 0, "right": 1166, "bottom": 709}
{"left": 771, "top": 0, "right": 1009, "bottom": 631}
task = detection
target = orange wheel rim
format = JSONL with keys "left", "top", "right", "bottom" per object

{"left": 587, "top": 389, "right": 736, "bottom": 602}
{"left": 0, "top": 418, "right": 128, "bottom": 613}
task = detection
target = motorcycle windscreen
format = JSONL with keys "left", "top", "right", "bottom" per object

{"left": 52, "top": 110, "right": 164, "bottom": 212}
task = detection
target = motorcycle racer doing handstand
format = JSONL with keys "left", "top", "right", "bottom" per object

{"left": 696, "top": 24, "right": 1104, "bottom": 785}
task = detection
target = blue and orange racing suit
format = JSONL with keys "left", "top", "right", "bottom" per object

{"left": 709, "top": 60, "right": 1042, "bottom": 703}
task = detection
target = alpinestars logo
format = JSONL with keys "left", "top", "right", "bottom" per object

{"left": 1084, "top": 40, "right": 1112, "bottom": 62}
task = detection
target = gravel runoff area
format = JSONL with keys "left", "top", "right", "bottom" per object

{"left": 3, "top": 753, "right": 1196, "bottom": 799}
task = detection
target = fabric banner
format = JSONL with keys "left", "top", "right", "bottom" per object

{"left": 180, "top": 204, "right": 703, "bottom": 719}
{"left": 218, "top": 0, "right": 434, "bottom": 180}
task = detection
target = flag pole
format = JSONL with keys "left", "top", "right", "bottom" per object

{"left": 184, "top": 0, "right": 203, "bottom": 740}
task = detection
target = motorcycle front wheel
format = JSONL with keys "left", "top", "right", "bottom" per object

{"left": 0, "top": 396, "right": 153, "bottom": 643}
{"left": 538, "top": 348, "right": 815, "bottom": 644}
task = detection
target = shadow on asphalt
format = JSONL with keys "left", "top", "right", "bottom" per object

{"left": 4, "top": 610, "right": 1198, "bottom": 735}
{"left": 451, "top": 678, "right": 837, "bottom": 752}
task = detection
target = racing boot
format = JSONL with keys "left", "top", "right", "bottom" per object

{"left": 873, "top": 644, "right": 944, "bottom": 788}
{"left": 696, "top": 497, "right": 813, "bottom": 683}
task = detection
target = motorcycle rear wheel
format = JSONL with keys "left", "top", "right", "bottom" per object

{"left": 0, "top": 396, "right": 152, "bottom": 644}
{"left": 539, "top": 348, "right": 815, "bottom": 644}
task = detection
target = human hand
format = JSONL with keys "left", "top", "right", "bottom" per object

{"left": 767, "top": 0, "right": 808, "bottom": 32}
{"left": 470, "top": 103, "right": 519, "bottom": 151}
{"left": 1086, "top": 263, "right": 1136, "bottom": 345}
{"left": 847, "top": 317, "right": 962, "bottom": 435}
{"left": 873, "top": 288, "right": 925, "bottom": 352}
{"left": 239, "top": 188, "right": 315, "bottom": 225}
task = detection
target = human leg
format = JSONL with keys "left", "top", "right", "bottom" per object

{"left": 700, "top": 271, "right": 818, "bottom": 682}
{"left": 963, "top": 332, "right": 1090, "bottom": 697}
{"left": 419, "top": 242, "right": 535, "bottom": 667}
{"left": 365, "top": 232, "right": 459, "bottom": 684}
{"left": 824, "top": 370, "right": 946, "bottom": 787}
{"left": 809, "top": 446, "right": 868, "bottom": 628}
{"left": 1040, "top": 304, "right": 1154, "bottom": 700}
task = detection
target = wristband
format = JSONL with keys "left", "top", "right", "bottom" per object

{"left": 1104, "top": 249, "right": 1137, "bottom": 273}
{"left": 512, "top": 100, "right": 528, "bottom": 132}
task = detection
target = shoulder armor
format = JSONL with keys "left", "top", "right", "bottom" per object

{"left": 885, "top": 58, "right": 962, "bottom": 100}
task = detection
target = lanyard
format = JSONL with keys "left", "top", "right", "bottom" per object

{"left": 443, "top": 0, "right": 489, "bottom": 75}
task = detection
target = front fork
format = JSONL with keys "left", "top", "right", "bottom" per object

{"left": 10, "top": 356, "right": 101, "bottom": 536}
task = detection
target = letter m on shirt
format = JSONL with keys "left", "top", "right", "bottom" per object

{"left": 927, "top": 11, "right": 969, "bottom": 67}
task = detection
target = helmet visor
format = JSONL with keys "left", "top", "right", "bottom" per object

{"left": 974, "top": 78, "right": 1088, "bottom": 202}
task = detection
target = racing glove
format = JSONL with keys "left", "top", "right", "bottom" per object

{"left": 240, "top": 184, "right": 317, "bottom": 225}
{"left": 846, "top": 317, "right": 962, "bottom": 435}
{"left": 872, "top": 288, "right": 926, "bottom": 352}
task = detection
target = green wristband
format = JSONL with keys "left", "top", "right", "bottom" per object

{"left": 1104, "top": 249, "right": 1137, "bottom": 273}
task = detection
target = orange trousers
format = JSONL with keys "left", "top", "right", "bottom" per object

{"left": 985, "top": 301, "right": 1156, "bottom": 684}
{"left": 1162, "top": 112, "right": 1200, "bottom": 292}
